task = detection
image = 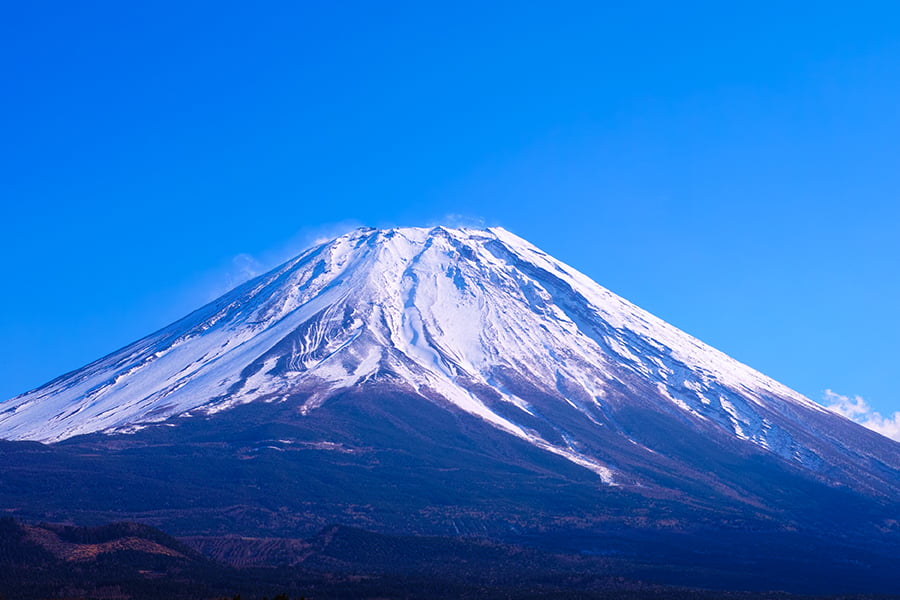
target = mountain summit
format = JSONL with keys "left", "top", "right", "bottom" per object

{"left": 2, "top": 226, "right": 898, "bottom": 493}
{"left": 3, "top": 226, "right": 900, "bottom": 593}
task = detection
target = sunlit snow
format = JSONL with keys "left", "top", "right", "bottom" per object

{"left": 0, "top": 226, "right": 836, "bottom": 479}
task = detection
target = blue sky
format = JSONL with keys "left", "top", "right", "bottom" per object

{"left": 2, "top": 3, "right": 899, "bottom": 427}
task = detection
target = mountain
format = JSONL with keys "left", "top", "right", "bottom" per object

{"left": 1, "top": 226, "right": 899, "bottom": 594}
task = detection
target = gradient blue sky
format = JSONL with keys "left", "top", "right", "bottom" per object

{"left": 2, "top": 3, "right": 899, "bottom": 424}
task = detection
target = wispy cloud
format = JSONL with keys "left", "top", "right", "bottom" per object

{"left": 220, "top": 253, "right": 266, "bottom": 290}
{"left": 428, "top": 213, "right": 488, "bottom": 229}
{"left": 297, "top": 220, "right": 366, "bottom": 248}
{"left": 197, "top": 221, "right": 365, "bottom": 303}
{"left": 823, "top": 390, "right": 900, "bottom": 442}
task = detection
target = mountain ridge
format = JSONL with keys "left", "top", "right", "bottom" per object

{"left": 1, "top": 224, "right": 899, "bottom": 593}
{"left": 1, "top": 226, "right": 896, "bottom": 494}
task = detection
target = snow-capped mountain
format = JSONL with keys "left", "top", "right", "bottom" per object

{"left": 2, "top": 226, "right": 898, "bottom": 497}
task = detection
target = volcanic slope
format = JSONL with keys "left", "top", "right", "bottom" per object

{"left": 1, "top": 227, "right": 899, "bottom": 592}
{"left": 3, "top": 227, "right": 898, "bottom": 485}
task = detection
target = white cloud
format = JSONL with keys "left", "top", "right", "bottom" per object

{"left": 224, "top": 253, "right": 265, "bottom": 287}
{"left": 823, "top": 390, "right": 900, "bottom": 442}
{"left": 429, "top": 213, "right": 488, "bottom": 229}
{"left": 296, "top": 220, "right": 366, "bottom": 248}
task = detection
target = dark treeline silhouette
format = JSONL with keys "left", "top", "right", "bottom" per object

{"left": 1, "top": 517, "right": 895, "bottom": 600}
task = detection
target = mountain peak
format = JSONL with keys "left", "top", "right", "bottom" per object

{"left": 2, "top": 226, "right": 897, "bottom": 495}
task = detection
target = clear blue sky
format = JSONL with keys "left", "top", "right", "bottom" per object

{"left": 2, "top": 3, "right": 899, "bottom": 421}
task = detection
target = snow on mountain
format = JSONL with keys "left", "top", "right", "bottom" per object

{"left": 0, "top": 226, "right": 892, "bottom": 488}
